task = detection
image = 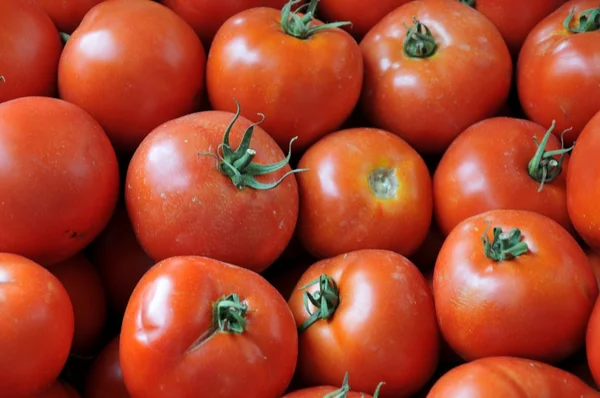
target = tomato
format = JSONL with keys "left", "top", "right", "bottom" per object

{"left": 434, "top": 209, "right": 598, "bottom": 363}
{"left": 0, "top": 0, "right": 62, "bottom": 104}
{"left": 588, "top": 249, "right": 600, "bottom": 289}
{"left": 288, "top": 250, "right": 439, "bottom": 398}
{"left": 567, "top": 110, "right": 600, "bottom": 250}
{"left": 0, "top": 97, "right": 119, "bottom": 266}
{"left": 120, "top": 255, "right": 298, "bottom": 398}
{"left": 50, "top": 254, "right": 107, "bottom": 355}
{"left": 427, "top": 356, "right": 599, "bottom": 397}
{"left": 517, "top": 0, "right": 600, "bottom": 145}
{"left": 58, "top": 0, "right": 206, "bottom": 153}
{"left": 31, "top": 0, "right": 105, "bottom": 33}
{"left": 206, "top": 0, "right": 363, "bottom": 152}
{"left": 459, "top": 0, "right": 567, "bottom": 56}
{"left": 433, "top": 117, "right": 573, "bottom": 236}
{"left": 0, "top": 253, "right": 74, "bottom": 398}
{"left": 125, "top": 106, "right": 300, "bottom": 273}
{"left": 588, "top": 297, "right": 600, "bottom": 388}
{"left": 35, "top": 381, "right": 81, "bottom": 398}
{"left": 284, "top": 374, "right": 382, "bottom": 398}
{"left": 296, "top": 127, "right": 432, "bottom": 259}
{"left": 85, "top": 337, "right": 130, "bottom": 398}
{"left": 359, "top": 0, "right": 512, "bottom": 154}
{"left": 315, "top": 0, "right": 411, "bottom": 40}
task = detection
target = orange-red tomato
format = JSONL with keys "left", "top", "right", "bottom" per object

{"left": 283, "top": 374, "right": 380, "bottom": 398}
{"left": 360, "top": 0, "right": 512, "bottom": 154}
{"left": 434, "top": 209, "right": 598, "bottom": 363}
{"left": 31, "top": 0, "right": 105, "bottom": 33}
{"left": 588, "top": 250, "right": 600, "bottom": 289}
{"left": 85, "top": 337, "right": 130, "bottom": 398}
{"left": 296, "top": 127, "right": 432, "bottom": 259}
{"left": 587, "top": 297, "right": 600, "bottom": 389}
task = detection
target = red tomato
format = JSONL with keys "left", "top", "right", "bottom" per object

{"left": 0, "top": 253, "right": 74, "bottom": 398}
{"left": 0, "top": 97, "right": 119, "bottom": 266}
{"left": 433, "top": 117, "right": 573, "bottom": 236}
{"left": 567, "top": 110, "right": 600, "bottom": 250}
{"left": 288, "top": 250, "right": 439, "bottom": 398}
{"left": 360, "top": 0, "right": 512, "bottom": 154}
{"left": 434, "top": 209, "right": 598, "bottom": 363}
{"left": 427, "top": 356, "right": 599, "bottom": 397}
{"left": 284, "top": 374, "right": 381, "bottom": 398}
{"left": 88, "top": 204, "right": 154, "bottom": 314}
{"left": 125, "top": 107, "right": 300, "bottom": 273}
{"left": 588, "top": 249, "right": 600, "bottom": 289}
{"left": 587, "top": 297, "right": 600, "bottom": 388}
{"left": 31, "top": 0, "right": 105, "bottom": 33}
{"left": 58, "top": 0, "right": 206, "bottom": 152}
{"left": 316, "top": 0, "right": 412, "bottom": 40}
{"left": 0, "top": 0, "right": 62, "bottom": 103}
{"left": 206, "top": 1, "right": 363, "bottom": 152}
{"left": 35, "top": 381, "right": 81, "bottom": 398}
{"left": 120, "top": 256, "right": 298, "bottom": 398}
{"left": 461, "top": 0, "right": 567, "bottom": 56}
{"left": 85, "top": 337, "right": 130, "bottom": 398}
{"left": 50, "top": 254, "right": 107, "bottom": 355}
{"left": 517, "top": 0, "right": 600, "bottom": 145}
{"left": 296, "top": 127, "right": 432, "bottom": 259}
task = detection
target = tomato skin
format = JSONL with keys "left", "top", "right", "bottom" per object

{"left": 125, "top": 110, "right": 299, "bottom": 273}
{"left": 567, "top": 111, "right": 600, "bottom": 250}
{"left": 517, "top": 0, "right": 600, "bottom": 145}
{"left": 283, "top": 386, "right": 373, "bottom": 398}
{"left": 587, "top": 298, "right": 600, "bottom": 388}
{"left": 297, "top": 127, "right": 432, "bottom": 259}
{"left": 359, "top": 0, "right": 512, "bottom": 154}
{"left": 58, "top": 0, "right": 206, "bottom": 152}
{"left": 120, "top": 256, "right": 298, "bottom": 398}
{"left": 0, "top": 97, "right": 120, "bottom": 266}
{"left": 0, "top": 0, "right": 62, "bottom": 104}
{"left": 85, "top": 337, "right": 130, "bottom": 398}
{"left": 427, "top": 356, "right": 600, "bottom": 397}
{"left": 31, "top": 0, "right": 105, "bottom": 33}
{"left": 434, "top": 209, "right": 598, "bottom": 363}
{"left": 206, "top": 7, "right": 363, "bottom": 152}
{"left": 288, "top": 250, "right": 439, "bottom": 398}
{"left": 433, "top": 117, "right": 573, "bottom": 236}
{"left": 587, "top": 249, "right": 600, "bottom": 289}
{"left": 0, "top": 253, "right": 74, "bottom": 398}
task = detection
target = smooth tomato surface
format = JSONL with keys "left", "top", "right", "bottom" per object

{"left": 0, "top": 97, "right": 119, "bottom": 266}
{"left": 0, "top": 0, "right": 62, "bottom": 103}
{"left": 587, "top": 297, "right": 600, "bottom": 388}
{"left": 120, "top": 256, "right": 298, "bottom": 398}
{"left": 434, "top": 209, "right": 598, "bottom": 363}
{"left": 588, "top": 249, "right": 600, "bottom": 289}
{"left": 85, "top": 337, "right": 130, "bottom": 398}
{"left": 32, "top": 0, "right": 105, "bottom": 33}
{"left": 288, "top": 250, "right": 439, "bottom": 398}
{"left": 297, "top": 127, "right": 432, "bottom": 259}
{"left": 518, "top": 0, "right": 600, "bottom": 145}
{"left": 360, "top": 0, "right": 512, "bottom": 154}
{"left": 58, "top": 0, "right": 206, "bottom": 152}
{"left": 0, "top": 253, "right": 74, "bottom": 398}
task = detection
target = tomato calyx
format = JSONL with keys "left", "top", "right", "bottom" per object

{"left": 527, "top": 120, "right": 574, "bottom": 192}
{"left": 458, "top": 0, "right": 476, "bottom": 7}
{"left": 298, "top": 274, "right": 339, "bottom": 333}
{"left": 323, "top": 373, "right": 385, "bottom": 398}
{"left": 368, "top": 168, "right": 398, "bottom": 199}
{"left": 59, "top": 33, "right": 71, "bottom": 45}
{"left": 481, "top": 222, "right": 529, "bottom": 261}
{"left": 280, "top": 0, "right": 351, "bottom": 40}
{"left": 403, "top": 18, "right": 437, "bottom": 58}
{"left": 564, "top": 6, "right": 600, "bottom": 33}
{"left": 200, "top": 99, "right": 307, "bottom": 190}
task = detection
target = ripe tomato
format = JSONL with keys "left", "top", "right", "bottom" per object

{"left": 0, "top": 253, "right": 74, "bottom": 398}
{"left": 120, "top": 256, "right": 298, "bottom": 398}
{"left": 567, "top": 110, "right": 600, "bottom": 250}
{"left": 434, "top": 209, "right": 598, "bottom": 363}
{"left": 284, "top": 374, "right": 382, "bottom": 398}
{"left": 427, "top": 356, "right": 599, "bottom": 397}
{"left": 85, "top": 337, "right": 130, "bottom": 398}
{"left": 296, "top": 127, "right": 432, "bottom": 259}
{"left": 288, "top": 250, "right": 439, "bottom": 398}
{"left": 588, "top": 249, "right": 600, "bottom": 289}
{"left": 433, "top": 117, "right": 573, "bottom": 236}
{"left": 0, "top": 0, "right": 62, "bottom": 104}
{"left": 206, "top": 0, "right": 363, "bottom": 152}
{"left": 58, "top": 0, "right": 206, "bottom": 152}
{"left": 0, "top": 97, "right": 119, "bottom": 266}
{"left": 517, "top": 0, "right": 600, "bottom": 145}
{"left": 31, "top": 0, "right": 105, "bottom": 33}
{"left": 35, "top": 381, "right": 81, "bottom": 398}
{"left": 459, "top": 0, "right": 567, "bottom": 56}
{"left": 587, "top": 297, "right": 600, "bottom": 388}
{"left": 50, "top": 254, "right": 107, "bottom": 355}
{"left": 360, "top": 0, "right": 512, "bottom": 154}
{"left": 126, "top": 106, "right": 300, "bottom": 273}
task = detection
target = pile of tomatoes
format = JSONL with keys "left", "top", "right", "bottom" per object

{"left": 2, "top": 0, "right": 600, "bottom": 397}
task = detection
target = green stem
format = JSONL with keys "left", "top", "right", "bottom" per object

{"left": 298, "top": 274, "right": 340, "bottom": 333}
{"left": 564, "top": 6, "right": 600, "bottom": 33}
{"left": 482, "top": 222, "right": 529, "bottom": 261}
{"left": 403, "top": 18, "right": 437, "bottom": 58}
{"left": 280, "top": 0, "right": 351, "bottom": 39}
{"left": 459, "top": 0, "right": 475, "bottom": 7}
{"left": 527, "top": 120, "right": 574, "bottom": 192}
{"left": 59, "top": 32, "right": 70, "bottom": 45}
{"left": 323, "top": 373, "right": 385, "bottom": 398}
